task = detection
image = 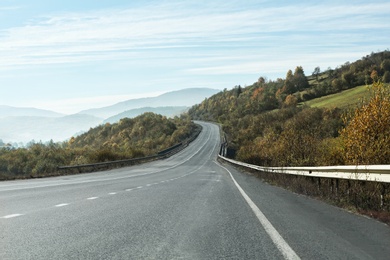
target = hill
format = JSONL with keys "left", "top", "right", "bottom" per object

{"left": 79, "top": 88, "right": 219, "bottom": 118}
{"left": 103, "top": 106, "right": 188, "bottom": 124}
{"left": 189, "top": 50, "right": 390, "bottom": 167}
{"left": 0, "top": 113, "right": 198, "bottom": 179}
{"left": 0, "top": 105, "right": 64, "bottom": 118}
{"left": 1, "top": 88, "right": 218, "bottom": 144}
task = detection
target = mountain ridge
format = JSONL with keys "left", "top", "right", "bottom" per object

{"left": 1, "top": 88, "right": 219, "bottom": 143}
{"left": 0, "top": 105, "right": 64, "bottom": 118}
{"left": 78, "top": 88, "right": 219, "bottom": 118}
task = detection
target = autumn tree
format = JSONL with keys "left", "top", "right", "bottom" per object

{"left": 284, "top": 94, "right": 298, "bottom": 107}
{"left": 340, "top": 81, "right": 390, "bottom": 164}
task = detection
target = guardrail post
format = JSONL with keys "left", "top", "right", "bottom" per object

{"left": 330, "top": 179, "right": 334, "bottom": 194}
{"left": 317, "top": 178, "right": 321, "bottom": 192}
{"left": 381, "top": 184, "right": 386, "bottom": 209}
{"left": 346, "top": 180, "right": 351, "bottom": 203}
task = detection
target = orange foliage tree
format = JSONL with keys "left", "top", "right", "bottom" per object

{"left": 340, "top": 81, "right": 390, "bottom": 164}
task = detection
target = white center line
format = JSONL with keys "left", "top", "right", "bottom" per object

{"left": 109, "top": 192, "right": 117, "bottom": 195}
{"left": 55, "top": 203, "right": 69, "bottom": 207}
{"left": 2, "top": 214, "right": 23, "bottom": 219}
{"left": 87, "top": 197, "right": 98, "bottom": 200}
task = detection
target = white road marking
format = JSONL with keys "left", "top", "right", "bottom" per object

{"left": 216, "top": 162, "right": 300, "bottom": 260}
{"left": 55, "top": 203, "right": 69, "bottom": 207}
{"left": 2, "top": 214, "right": 23, "bottom": 219}
{"left": 136, "top": 186, "right": 143, "bottom": 189}
{"left": 108, "top": 192, "right": 117, "bottom": 195}
{"left": 87, "top": 197, "right": 98, "bottom": 200}
{"left": 126, "top": 188, "right": 134, "bottom": 191}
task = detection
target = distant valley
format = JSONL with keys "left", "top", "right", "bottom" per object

{"left": 0, "top": 88, "right": 219, "bottom": 144}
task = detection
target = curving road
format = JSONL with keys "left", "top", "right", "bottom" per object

{"left": 1, "top": 122, "right": 390, "bottom": 259}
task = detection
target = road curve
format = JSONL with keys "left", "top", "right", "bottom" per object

{"left": 1, "top": 122, "right": 390, "bottom": 259}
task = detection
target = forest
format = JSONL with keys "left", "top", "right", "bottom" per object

{"left": 189, "top": 50, "right": 390, "bottom": 167}
{"left": 0, "top": 113, "right": 197, "bottom": 180}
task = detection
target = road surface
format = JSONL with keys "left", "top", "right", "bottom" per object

{"left": 1, "top": 122, "right": 390, "bottom": 259}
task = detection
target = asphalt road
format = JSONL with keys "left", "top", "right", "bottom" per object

{"left": 1, "top": 122, "right": 390, "bottom": 259}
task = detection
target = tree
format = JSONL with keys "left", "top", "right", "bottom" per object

{"left": 342, "top": 71, "right": 355, "bottom": 88}
{"left": 370, "top": 70, "right": 379, "bottom": 81}
{"left": 340, "top": 81, "right": 390, "bottom": 164}
{"left": 284, "top": 94, "right": 298, "bottom": 107}
{"left": 234, "top": 85, "right": 242, "bottom": 97}
{"left": 331, "top": 78, "right": 343, "bottom": 92}
{"left": 293, "top": 66, "right": 309, "bottom": 91}
{"left": 383, "top": 71, "right": 390, "bottom": 83}
{"left": 380, "top": 59, "right": 390, "bottom": 72}
{"left": 284, "top": 70, "right": 295, "bottom": 94}
{"left": 312, "top": 66, "right": 321, "bottom": 81}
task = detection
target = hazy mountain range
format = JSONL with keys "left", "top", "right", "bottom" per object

{"left": 0, "top": 105, "right": 64, "bottom": 118}
{"left": 79, "top": 88, "right": 218, "bottom": 118}
{"left": 0, "top": 88, "right": 219, "bottom": 144}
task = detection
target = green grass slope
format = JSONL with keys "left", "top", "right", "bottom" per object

{"left": 303, "top": 85, "right": 368, "bottom": 109}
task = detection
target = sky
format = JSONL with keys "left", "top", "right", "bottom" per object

{"left": 0, "top": 0, "right": 389, "bottom": 114}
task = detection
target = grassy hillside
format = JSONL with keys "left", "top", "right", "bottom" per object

{"left": 189, "top": 50, "right": 390, "bottom": 167}
{"left": 303, "top": 85, "right": 368, "bottom": 109}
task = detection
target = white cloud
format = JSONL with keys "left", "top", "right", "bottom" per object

{"left": 0, "top": 1, "right": 389, "bottom": 70}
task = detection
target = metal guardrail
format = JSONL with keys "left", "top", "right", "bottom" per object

{"left": 218, "top": 155, "right": 390, "bottom": 183}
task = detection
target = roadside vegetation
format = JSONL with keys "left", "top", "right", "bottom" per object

{"left": 189, "top": 51, "right": 390, "bottom": 166}
{"left": 0, "top": 113, "right": 197, "bottom": 180}
{"left": 189, "top": 50, "right": 390, "bottom": 222}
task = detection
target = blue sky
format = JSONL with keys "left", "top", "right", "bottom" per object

{"left": 1, "top": 0, "right": 389, "bottom": 114}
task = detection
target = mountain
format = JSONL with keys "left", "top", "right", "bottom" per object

{"left": 79, "top": 88, "right": 219, "bottom": 118}
{"left": 103, "top": 106, "right": 188, "bottom": 124}
{"left": 0, "top": 105, "right": 64, "bottom": 118}
{"left": 0, "top": 88, "right": 219, "bottom": 143}
{"left": 0, "top": 114, "right": 103, "bottom": 143}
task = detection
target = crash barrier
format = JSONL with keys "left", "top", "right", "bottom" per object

{"left": 58, "top": 125, "right": 202, "bottom": 173}
{"left": 218, "top": 155, "right": 390, "bottom": 183}
{"left": 218, "top": 154, "right": 390, "bottom": 210}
